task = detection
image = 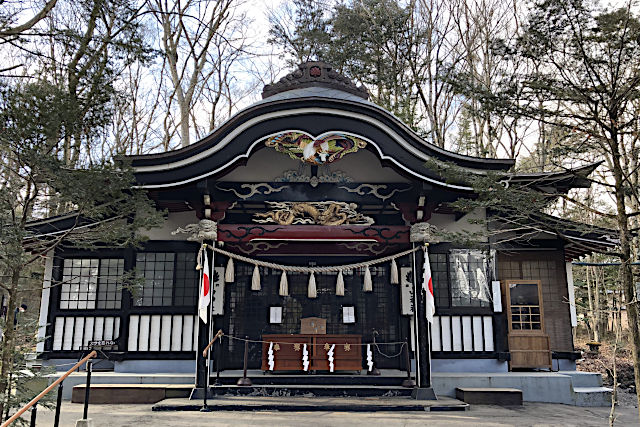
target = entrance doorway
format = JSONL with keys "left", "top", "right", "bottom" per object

{"left": 503, "top": 280, "right": 552, "bottom": 369}
{"left": 219, "top": 262, "right": 407, "bottom": 370}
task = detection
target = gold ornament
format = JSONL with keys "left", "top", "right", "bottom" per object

{"left": 274, "top": 343, "right": 280, "bottom": 351}
{"left": 324, "top": 343, "right": 331, "bottom": 351}
{"left": 293, "top": 343, "right": 301, "bottom": 351}
{"left": 344, "top": 343, "right": 351, "bottom": 352}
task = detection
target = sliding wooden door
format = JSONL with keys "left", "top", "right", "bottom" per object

{"left": 504, "top": 280, "right": 552, "bottom": 369}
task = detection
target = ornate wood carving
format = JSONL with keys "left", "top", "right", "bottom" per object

{"left": 261, "top": 61, "right": 369, "bottom": 99}
{"left": 253, "top": 201, "right": 374, "bottom": 226}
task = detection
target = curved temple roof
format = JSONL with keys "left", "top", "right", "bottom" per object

{"left": 127, "top": 61, "right": 515, "bottom": 190}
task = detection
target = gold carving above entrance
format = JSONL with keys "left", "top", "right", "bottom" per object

{"left": 264, "top": 131, "right": 367, "bottom": 165}
{"left": 253, "top": 201, "right": 374, "bottom": 226}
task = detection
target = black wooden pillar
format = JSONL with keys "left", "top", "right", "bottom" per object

{"left": 120, "top": 247, "right": 135, "bottom": 354}
{"left": 411, "top": 243, "right": 436, "bottom": 399}
{"left": 195, "top": 315, "right": 208, "bottom": 388}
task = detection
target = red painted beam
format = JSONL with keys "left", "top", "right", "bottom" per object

{"left": 217, "top": 224, "right": 410, "bottom": 244}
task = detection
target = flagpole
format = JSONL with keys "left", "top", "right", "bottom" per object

{"left": 206, "top": 243, "right": 215, "bottom": 399}
{"left": 194, "top": 249, "right": 202, "bottom": 388}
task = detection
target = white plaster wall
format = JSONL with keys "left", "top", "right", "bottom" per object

{"left": 141, "top": 211, "right": 199, "bottom": 241}
{"left": 429, "top": 208, "right": 488, "bottom": 241}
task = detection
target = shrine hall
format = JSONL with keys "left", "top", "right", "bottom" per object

{"left": 30, "top": 61, "right": 616, "bottom": 402}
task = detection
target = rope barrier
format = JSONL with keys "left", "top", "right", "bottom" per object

{"left": 207, "top": 245, "right": 419, "bottom": 273}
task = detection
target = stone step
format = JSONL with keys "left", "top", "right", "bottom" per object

{"left": 210, "top": 374, "right": 407, "bottom": 386}
{"left": 455, "top": 387, "right": 523, "bottom": 406}
{"left": 72, "top": 384, "right": 192, "bottom": 404}
{"left": 153, "top": 395, "right": 469, "bottom": 412}
{"left": 191, "top": 384, "right": 415, "bottom": 398}
{"left": 558, "top": 371, "right": 604, "bottom": 387}
{"left": 573, "top": 386, "right": 613, "bottom": 407}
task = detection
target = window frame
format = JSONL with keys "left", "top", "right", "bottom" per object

{"left": 58, "top": 257, "right": 124, "bottom": 311}
{"left": 429, "top": 248, "right": 494, "bottom": 313}
{"left": 133, "top": 251, "right": 199, "bottom": 308}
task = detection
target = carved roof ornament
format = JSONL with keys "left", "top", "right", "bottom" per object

{"left": 172, "top": 219, "right": 218, "bottom": 242}
{"left": 262, "top": 61, "right": 370, "bottom": 100}
{"left": 410, "top": 222, "right": 441, "bottom": 243}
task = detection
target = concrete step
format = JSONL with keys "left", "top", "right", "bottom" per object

{"left": 455, "top": 387, "right": 523, "bottom": 406}
{"left": 558, "top": 371, "right": 604, "bottom": 387}
{"left": 72, "top": 384, "right": 192, "bottom": 404}
{"left": 211, "top": 374, "right": 406, "bottom": 386}
{"left": 573, "top": 386, "right": 613, "bottom": 407}
{"left": 191, "top": 384, "right": 414, "bottom": 398}
{"left": 153, "top": 395, "right": 469, "bottom": 412}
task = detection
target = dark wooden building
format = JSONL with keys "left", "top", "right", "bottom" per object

{"left": 32, "top": 62, "right": 616, "bottom": 392}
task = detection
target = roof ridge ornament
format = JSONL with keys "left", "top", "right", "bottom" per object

{"left": 262, "top": 61, "right": 369, "bottom": 100}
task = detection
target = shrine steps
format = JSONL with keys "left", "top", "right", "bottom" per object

{"left": 209, "top": 373, "right": 408, "bottom": 386}
{"left": 153, "top": 395, "right": 469, "bottom": 412}
{"left": 191, "top": 384, "right": 414, "bottom": 399}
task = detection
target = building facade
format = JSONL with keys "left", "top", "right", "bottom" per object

{"left": 33, "top": 62, "right": 615, "bottom": 390}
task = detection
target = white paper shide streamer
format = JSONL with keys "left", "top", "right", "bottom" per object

{"left": 268, "top": 342, "right": 275, "bottom": 371}
{"left": 366, "top": 344, "right": 374, "bottom": 372}
{"left": 327, "top": 344, "right": 336, "bottom": 372}
{"left": 302, "top": 344, "right": 309, "bottom": 371}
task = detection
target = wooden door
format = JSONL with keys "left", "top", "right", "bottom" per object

{"left": 503, "top": 280, "right": 552, "bottom": 369}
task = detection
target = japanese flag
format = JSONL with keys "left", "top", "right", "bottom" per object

{"left": 198, "top": 249, "right": 210, "bottom": 323}
{"left": 423, "top": 246, "right": 435, "bottom": 324}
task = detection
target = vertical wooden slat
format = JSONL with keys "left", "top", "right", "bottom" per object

{"left": 62, "top": 317, "right": 74, "bottom": 350}
{"left": 160, "top": 315, "right": 172, "bottom": 351}
{"left": 171, "top": 315, "right": 183, "bottom": 351}
{"left": 128, "top": 315, "right": 140, "bottom": 351}
{"left": 114, "top": 317, "right": 120, "bottom": 339}
{"left": 472, "top": 316, "right": 484, "bottom": 351}
{"left": 72, "top": 317, "right": 85, "bottom": 350}
{"left": 483, "top": 316, "right": 495, "bottom": 351}
{"left": 84, "top": 317, "right": 95, "bottom": 345}
{"left": 182, "top": 315, "right": 193, "bottom": 352}
{"left": 451, "top": 316, "right": 462, "bottom": 351}
{"left": 94, "top": 317, "right": 105, "bottom": 342}
{"left": 149, "top": 315, "right": 161, "bottom": 351}
{"left": 53, "top": 317, "right": 64, "bottom": 351}
{"left": 138, "top": 315, "right": 150, "bottom": 351}
{"left": 431, "top": 316, "right": 442, "bottom": 351}
{"left": 104, "top": 317, "right": 115, "bottom": 341}
{"left": 462, "top": 316, "right": 473, "bottom": 351}
{"left": 440, "top": 316, "right": 452, "bottom": 351}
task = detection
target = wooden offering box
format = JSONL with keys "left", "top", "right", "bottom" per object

{"left": 261, "top": 334, "right": 362, "bottom": 371}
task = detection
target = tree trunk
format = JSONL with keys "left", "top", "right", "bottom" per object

{"left": 0, "top": 270, "right": 19, "bottom": 418}
{"left": 611, "top": 147, "right": 640, "bottom": 415}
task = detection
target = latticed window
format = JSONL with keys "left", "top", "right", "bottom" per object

{"left": 135, "top": 252, "right": 199, "bottom": 307}
{"left": 60, "top": 258, "right": 124, "bottom": 310}
{"left": 449, "top": 250, "right": 491, "bottom": 308}
{"left": 428, "top": 250, "right": 492, "bottom": 309}
{"left": 135, "top": 252, "right": 174, "bottom": 306}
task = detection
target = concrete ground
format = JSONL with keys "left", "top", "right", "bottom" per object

{"left": 27, "top": 400, "right": 639, "bottom": 426}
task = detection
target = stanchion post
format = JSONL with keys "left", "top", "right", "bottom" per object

{"left": 214, "top": 337, "right": 222, "bottom": 386}
{"left": 402, "top": 339, "right": 416, "bottom": 388}
{"left": 29, "top": 403, "right": 36, "bottom": 427}
{"left": 54, "top": 382, "right": 63, "bottom": 427}
{"left": 82, "top": 361, "right": 92, "bottom": 419}
{"left": 237, "top": 337, "right": 252, "bottom": 386}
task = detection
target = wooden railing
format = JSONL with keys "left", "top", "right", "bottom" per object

{"left": 1, "top": 350, "right": 97, "bottom": 427}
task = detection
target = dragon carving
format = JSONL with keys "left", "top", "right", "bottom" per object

{"left": 254, "top": 201, "right": 374, "bottom": 226}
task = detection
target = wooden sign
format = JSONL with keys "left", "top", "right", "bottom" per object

{"left": 300, "top": 317, "right": 326, "bottom": 334}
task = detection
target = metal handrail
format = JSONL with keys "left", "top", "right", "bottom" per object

{"left": 202, "top": 329, "right": 223, "bottom": 358}
{"left": 1, "top": 350, "right": 97, "bottom": 427}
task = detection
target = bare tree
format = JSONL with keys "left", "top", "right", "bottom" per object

{"left": 149, "top": 0, "right": 251, "bottom": 148}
